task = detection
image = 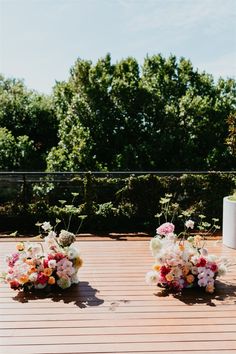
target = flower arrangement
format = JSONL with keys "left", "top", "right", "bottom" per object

{"left": 0, "top": 222, "right": 83, "bottom": 291}
{"left": 146, "top": 194, "right": 228, "bottom": 293}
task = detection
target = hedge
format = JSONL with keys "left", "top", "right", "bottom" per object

{"left": 0, "top": 172, "right": 235, "bottom": 234}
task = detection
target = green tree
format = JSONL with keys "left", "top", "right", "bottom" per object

{"left": 46, "top": 54, "right": 236, "bottom": 171}
{"left": 0, "top": 127, "right": 36, "bottom": 170}
{"left": 0, "top": 75, "right": 58, "bottom": 170}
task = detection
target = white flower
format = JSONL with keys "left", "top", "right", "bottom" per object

{"left": 218, "top": 264, "right": 227, "bottom": 277}
{"left": 47, "top": 231, "right": 57, "bottom": 239}
{"left": 207, "top": 254, "right": 218, "bottom": 262}
{"left": 29, "top": 273, "right": 38, "bottom": 282}
{"left": 185, "top": 220, "right": 194, "bottom": 229}
{"left": 191, "top": 255, "right": 199, "bottom": 265}
{"left": 41, "top": 222, "right": 52, "bottom": 232}
{"left": 150, "top": 237, "right": 162, "bottom": 256}
{"left": 145, "top": 270, "right": 159, "bottom": 285}
{"left": 71, "top": 272, "right": 79, "bottom": 284}
{"left": 67, "top": 245, "right": 79, "bottom": 260}
{"left": 48, "top": 259, "right": 57, "bottom": 269}
{"left": 200, "top": 248, "right": 208, "bottom": 257}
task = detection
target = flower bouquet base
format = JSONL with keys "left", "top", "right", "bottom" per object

{"left": 146, "top": 223, "right": 228, "bottom": 294}
{"left": 1, "top": 224, "right": 83, "bottom": 293}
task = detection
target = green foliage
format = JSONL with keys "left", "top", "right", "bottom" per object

{"left": 47, "top": 54, "right": 236, "bottom": 171}
{"left": 0, "top": 75, "right": 58, "bottom": 170}
{"left": 1, "top": 173, "right": 234, "bottom": 233}
{"left": 226, "top": 113, "right": 236, "bottom": 156}
{"left": 0, "top": 54, "right": 235, "bottom": 172}
{"left": 0, "top": 127, "right": 36, "bottom": 170}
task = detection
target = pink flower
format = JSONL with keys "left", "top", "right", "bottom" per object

{"left": 156, "top": 222, "right": 175, "bottom": 236}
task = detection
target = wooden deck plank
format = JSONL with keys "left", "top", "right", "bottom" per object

{"left": 0, "top": 239, "right": 236, "bottom": 354}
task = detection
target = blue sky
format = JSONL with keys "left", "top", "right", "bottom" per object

{"left": 0, "top": 0, "right": 235, "bottom": 94}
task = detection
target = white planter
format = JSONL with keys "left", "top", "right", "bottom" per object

{"left": 223, "top": 196, "right": 236, "bottom": 249}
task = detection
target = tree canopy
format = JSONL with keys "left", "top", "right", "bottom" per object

{"left": 0, "top": 54, "right": 235, "bottom": 172}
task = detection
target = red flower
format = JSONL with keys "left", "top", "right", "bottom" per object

{"left": 37, "top": 272, "right": 48, "bottom": 285}
{"left": 210, "top": 263, "right": 218, "bottom": 272}
{"left": 54, "top": 253, "right": 66, "bottom": 262}
{"left": 47, "top": 254, "right": 55, "bottom": 260}
{"left": 10, "top": 280, "right": 20, "bottom": 290}
{"left": 160, "top": 265, "right": 171, "bottom": 276}
{"left": 43, "top": 259, "right": 49, "bottom": 268}
{"left": 196, "top": 257, "right": 207, "bottom": 267}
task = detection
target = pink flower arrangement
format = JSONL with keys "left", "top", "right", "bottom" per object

{"left": 146, "top": 221, "right": 228, "bottom": 293}
{"left": 0, "top": 222, "right": 83, "bottom": 291}
{"left": 156, "top": 222, "right": 175, "bottom": 236}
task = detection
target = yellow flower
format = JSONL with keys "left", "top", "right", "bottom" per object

{"left": 16, "top": 242, "right": 24, "bottom": 251}
{"left": 186, "top": 274, "right": 195, "bottom": 283}
{"left": 48, "top": 276, "right": 56, "bottom": 285}
{"left": 19, "top": 275, "right": 29, "bottom": 284}
{"left": 166, "top": 273, "right": 174, "bottom": 282}
{"left": 153, "top": 264, "right": 161, "bottom": 271}
{"left": 43, "top": 268, "right": 53, "bottom": 277}
{"left": 179, "top": 244, "right": 185, "bottom": 251}
{"left": 74, "top": 257, "right": 83, "bottom": 269}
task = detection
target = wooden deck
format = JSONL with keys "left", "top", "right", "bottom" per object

{"left": 0, "top": 239, "right": 236, "bottom": 354}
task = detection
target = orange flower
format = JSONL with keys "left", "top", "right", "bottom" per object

{"left": 166, "top": 273, "right": 174, "bottom": 282}
{"left": 28, "top": 267, "right": 37, "bottom": 274}
{"left": 206, "top": 283, "right": 215, "bottom": 293}
{"left": 25, "top": 259, "right": 34, "bottom": 266}
{"left": 16, "top": 243, "right": 24, "bottom": 251}
{"left": 19, "top": 275, "right": 29, "bottom": 284}
{"left": 179, "top": 244, "right": 185, "bottom": 251}
{"left": 48, "top": 276, "right": 55, "bottom": 285}
{"left": 74, "top": 257, "right": 83, "bottom": 269}
{"left": 186, "top": 274, "right": 195, "bottom": 283}
{"left": 43, "top": 268, "right": 53, "bottom": 277}
{"left": 153, "top": 264, "right": 161, "bottom": 271}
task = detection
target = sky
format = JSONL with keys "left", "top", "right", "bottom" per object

{"left": 0, "top": 0, "right": 236, "bottom": 94}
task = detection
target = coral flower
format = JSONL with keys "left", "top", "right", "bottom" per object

{"left": 43, "top": 268, "right": 53, "bottom": 277}
{"left": 166, "top": 273, "right": 174, "bottom": 282}
{"left": 186, "top": 274, "right": 195, "bottom": 283}
{"left": 48, "top": 276, "right": 56, "bottom": 285}
{"left": 206, "top": 283, "right": 215, "bottom": 293}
